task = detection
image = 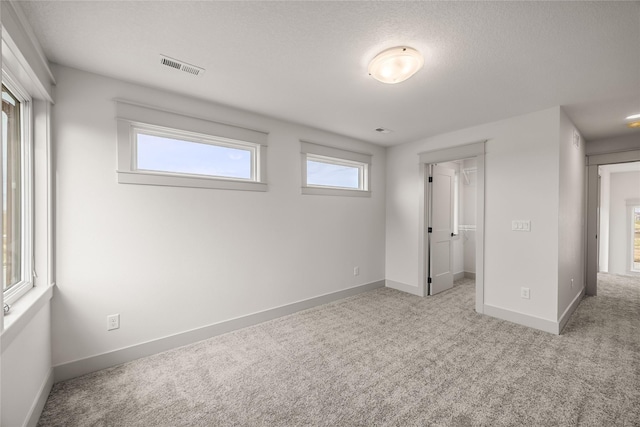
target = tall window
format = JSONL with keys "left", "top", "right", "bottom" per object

{"left": 2, "top": 83, "right": 32, "bottom": 303}
{"left": 633, "top": 205, "right": 640, "bottom": 272}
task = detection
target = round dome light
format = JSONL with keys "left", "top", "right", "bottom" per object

{"left": 368, "top": 46, "right": 424, "bottom": 84}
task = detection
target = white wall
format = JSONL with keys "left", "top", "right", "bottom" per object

{"left": 51, "top": 65, "right": 386, "bottom": 368}
{"left": 608, "top": 171, "right": 640, "bottom": 274}
{"left": 386, "top": 107, "right": 562, "bottom": 323}
{"left": 1, "top": 303, "right": 51, "bottom": 427}
{"left": 557, "top": 109, "right": 585, "bottom": 319}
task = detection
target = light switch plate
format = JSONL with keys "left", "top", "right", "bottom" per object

{"left": 512, "top": 220, "right": 531, "bottom": 232}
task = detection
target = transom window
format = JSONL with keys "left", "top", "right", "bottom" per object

{"left": 301, "top": 141, "right": 371, "bottom": 197}
{"left": 116, "top": 100, "right": 268, "bottom": 192}
{"left": 306, "top": 155, "right": 365, "bottom": 190}
{"left": 134, "top": 128, "right": 256, "bottom": 181}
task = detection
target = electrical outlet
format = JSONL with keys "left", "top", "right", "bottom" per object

{"left": 107, "top": 314, "right": 120, "bottom": 331}
{"left": 520, "top": 287, "right": 530, "bottom": 299}
{"left": 353, "top": 266, "right": 360, "bottom": 276}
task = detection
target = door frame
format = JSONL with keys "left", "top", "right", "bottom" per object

{"left": 586, "top": 149, "right": 640, "bottom": 295}
{"left": 418, "top": 141, "right": 486, "bottom": 313}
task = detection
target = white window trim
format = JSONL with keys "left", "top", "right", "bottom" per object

{"left": 301, "top": 141, "right": 371, "bottom": 197}
{"left": 2, "top": 70, "right": 34, "bottom": 306}
{"left": 115, "top": 99, "right": 268, "bottom": 192}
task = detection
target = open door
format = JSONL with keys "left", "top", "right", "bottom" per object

{"left": 428, "top": 164, "right": 455, "bottom": 295}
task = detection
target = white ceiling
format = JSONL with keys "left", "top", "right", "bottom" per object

{"left": 16, "top": 1, "right": 640, "bottom": 147}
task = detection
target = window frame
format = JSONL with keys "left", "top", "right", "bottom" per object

{"left": 628, "top": 199, "right": 640, "bottom": 273}
{"left": 116, "top": 100, "right": 268, "bottom": 192}
{"left": 301, "top": 141, "right": 371, "bottom": 197}
{"left": 132, "top": 124, "right": 259, "bottom": 182}
{"left": 2, "top": 73, "right": 34, "bottom": 306}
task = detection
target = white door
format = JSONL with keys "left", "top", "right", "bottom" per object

{"left": 428, "top": 164, "right": 454, "bottom": 295}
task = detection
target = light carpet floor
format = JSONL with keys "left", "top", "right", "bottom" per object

{"left": 38, "top": 274, "right": 640, "bottom": 426}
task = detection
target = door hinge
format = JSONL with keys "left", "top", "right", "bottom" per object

{"left": 428, "top": 277, "right": 432, "bottom": 284}
{"left": 428, "top": 227, "right": 433, "bottom": 233}
{"left": 428, "top": 176, "right": 433, "bottom": 183}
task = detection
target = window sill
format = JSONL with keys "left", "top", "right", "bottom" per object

{"left": 301, "top": 187, "right": 371, "bottom": 197}
{"left": 118, "top": 171, "right": 268, "bottom": 192}
{"left": 1, "top": 283, "right": 54, "bottom": 353}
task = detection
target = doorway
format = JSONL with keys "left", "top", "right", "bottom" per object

{"left": 597, "top": 161, "right": 640, "bottom": 275}
{"left": 426, "top": 159, "right": 478, "bottom": 295}
{"left": 586, "top": 150, "right": 640, "bottom": 295}
{"left": 418, "top": 141, "right": 485, "bottom": 314}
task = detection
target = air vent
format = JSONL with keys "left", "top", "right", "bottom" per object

{"left": 160, "top": 55, "right": 205, "bottom": 76}
{"left": 572, "top": 130, "right": 581, "bottom": 148}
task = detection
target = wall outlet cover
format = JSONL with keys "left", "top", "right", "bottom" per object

{"left": 107, "top": 314, "right": 120, "bottom": 331}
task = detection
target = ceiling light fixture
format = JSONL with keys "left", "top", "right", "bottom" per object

{"left": 627, "top": 121, "right": 640, "bottom": 129}
{"left": 368, "top": 47, "right": 424, "bottom": 84}
{"left": 626, "top": 113, "right": 640, "bottom": 120}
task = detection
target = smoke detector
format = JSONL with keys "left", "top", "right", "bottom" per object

{"left": 160, "top": 55, "right": 205, "bottom": 76}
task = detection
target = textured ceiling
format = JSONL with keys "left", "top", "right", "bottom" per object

{"left": 17, "top": 1, "right": 640, "bottom": 146}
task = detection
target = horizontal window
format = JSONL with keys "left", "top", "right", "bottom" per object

{"left": 301, "top": 141, "right": 371, "bottom": 197}
{"left": 307, "top": 155, "right": 364, "bottom": 190}
{"left": 116, "top": 100, "right": 268, "bottom": 191}
{"left": 135, "top": 129, "right": 255, "bottom": 181}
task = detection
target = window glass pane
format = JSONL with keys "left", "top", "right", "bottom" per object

{"left": 136, "top": 133, "right": 252, "bottom": 180}
{"left": 307, "top": 159, "right": 360, "bottom": 189}
{"left": 634, "top": 206, "right": 640, "bottom": 271}
{"left": 2, "top": 85, "right": 22, "bottom": 292}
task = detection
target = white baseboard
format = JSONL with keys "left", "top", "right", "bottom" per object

{"left": 483, "top": 304, "right": 560, "bottom": 335}
{"left": 464, "top": 271, "right": 476, "bottom": 279}
{"left": 453, "top": 272, "right": 465, "bottom": 281}
{"left": 558, "top": 286, "right": 585, "bottom": 333}
{"left": 54, "top": 280, "right": 385, "bottom": 382}
{"left": 385, "top": 279, "right": 422, "bottom": 296}
{"left": 25, "top": 368, "right": 53, "bottom": 427}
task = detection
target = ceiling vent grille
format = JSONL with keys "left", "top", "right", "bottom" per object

{"left": 160, "top": 55, "right": 205, "bottom": 76}
{"left": 375, "top": 127, "right": 393, "bottom": 134}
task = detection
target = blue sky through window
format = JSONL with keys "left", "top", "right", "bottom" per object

{"left": 137, "top": 133, "right": 252, "bottom": 180}
{"left": 306, "top": 159, "right": 360, "bottom": 189}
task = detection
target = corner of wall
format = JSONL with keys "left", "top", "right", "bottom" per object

{"left": 557, "top": 109, "right": 586, "bottom": 321}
